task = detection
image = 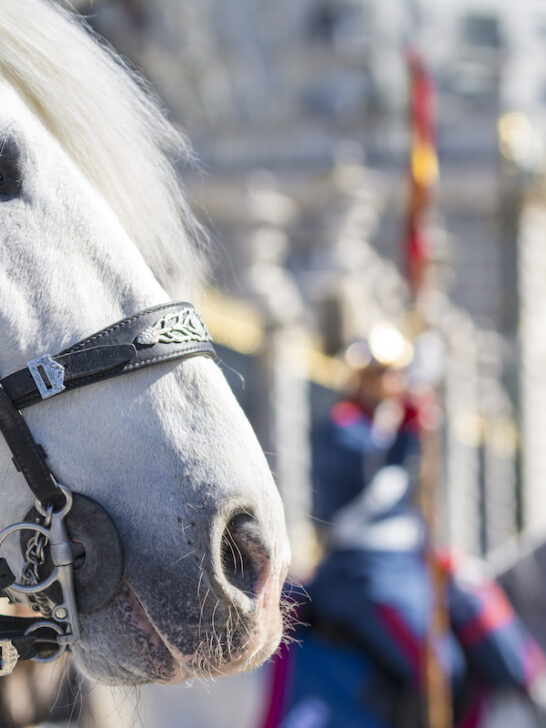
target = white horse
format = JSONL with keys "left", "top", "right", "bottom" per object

{"left": 0, "top": 0, "right": 290, "bottom": 686}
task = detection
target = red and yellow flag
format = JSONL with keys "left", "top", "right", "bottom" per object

{"left": 405, "top": 49, "right": 438, "bottom": 295}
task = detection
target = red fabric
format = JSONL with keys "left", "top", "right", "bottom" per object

{"left": 456, "top": 583, "right": 514, "bottom": 648}
{"left": 400, "top": 393, "right": 440, "bottom": 435}
{"left": 408, "top": 50, "right": 436, "bottom": 149}
{"left": 330, "top": 400, "right": 364, "bottom": 427}
{"left": 259, "top": 643, "right": 293, "bottom": 728}
{"left": 376, "top": 603, "right": 425, "bottom": 685}
{"left": 404, "top": 49, "right": 436, "bottom": 294}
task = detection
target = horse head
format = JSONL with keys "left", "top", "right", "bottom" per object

{"left": 0, "top": 0, "right": 290, "bottom": 685}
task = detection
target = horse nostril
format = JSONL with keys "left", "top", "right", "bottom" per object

{"left": 220, "top": 513, "right": 271, "bottom": 598}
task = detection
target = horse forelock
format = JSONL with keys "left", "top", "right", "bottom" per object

{"left": 0, "top": 0, "right": 208, "bottom": 298}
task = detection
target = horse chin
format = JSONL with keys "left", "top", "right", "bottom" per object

{"left": 87, "top": 566, "right": 286, "bottom": 686}
{"left": 115, "top": 584, "right": 190, "bottom": 683}
{"left": 129, "top": 569, "right": 286, "bottom": 684}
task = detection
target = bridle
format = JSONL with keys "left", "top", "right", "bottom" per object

{"left": 0, "top": 301, "right": 215, "bottom": 675}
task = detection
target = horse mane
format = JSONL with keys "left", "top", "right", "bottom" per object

{"left": 0, "top": 0, "right": 207, "bottom": 297}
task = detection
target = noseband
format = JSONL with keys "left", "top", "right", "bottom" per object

{"left": 0, "top": 302, "right": 215, "bottom": 674}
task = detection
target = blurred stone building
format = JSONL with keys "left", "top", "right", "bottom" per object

{"left": 73, "top": 0, "right": 546, "bottom": 561}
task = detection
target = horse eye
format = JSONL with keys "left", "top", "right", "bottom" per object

{"left": 0, "top": 133, "right": 23, "bottom": 199}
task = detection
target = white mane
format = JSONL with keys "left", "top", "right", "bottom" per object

{"left": 0, "top": 0, "right": 206, "bottom": 297}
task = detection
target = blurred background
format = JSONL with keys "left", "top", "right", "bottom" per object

{"left": 61, "top": 0, "right": 546, "bottom": 725}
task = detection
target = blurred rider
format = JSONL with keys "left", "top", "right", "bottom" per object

{"left": 260, "top": 326, "right": 546, "bottom": 728}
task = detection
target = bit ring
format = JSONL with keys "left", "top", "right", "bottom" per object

{"left": 24, "top": 620, "right": 66, "bottom": 663}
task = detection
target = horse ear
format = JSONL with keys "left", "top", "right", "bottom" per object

{"left": 0, "top": 132, "right": 23, "bottom": 199}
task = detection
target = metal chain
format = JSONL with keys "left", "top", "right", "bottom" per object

{"left": 20, "top": 506, "right": 53, "bottom": 618}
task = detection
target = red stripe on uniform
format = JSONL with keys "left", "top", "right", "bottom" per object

{"left": 376, "top": 604, "right": 424, "bottom": 684}
{"left": 456, "top": 583, "right": 514, "bottom": 648}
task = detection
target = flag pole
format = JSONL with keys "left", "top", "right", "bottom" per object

{"left": 404, "top": 48, "right": 452, "bottom": 728}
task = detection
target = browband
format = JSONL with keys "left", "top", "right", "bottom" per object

{"left": 0, "top": 301, "right": 215, "bottom": 508}
{"left": 1, "top": 301, "right": 215, "bottom": 410}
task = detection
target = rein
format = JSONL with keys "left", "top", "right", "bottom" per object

{"left": 0, "top": 301, "right": 215, "bottom": 674}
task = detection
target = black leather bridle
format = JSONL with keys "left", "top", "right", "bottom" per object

{"left": 0, "top": 301, "right": 215, "bottom": 674}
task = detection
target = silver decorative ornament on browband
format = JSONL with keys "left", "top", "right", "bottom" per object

{"left": 136, "top": 306, "right": 211, "bottom": 346}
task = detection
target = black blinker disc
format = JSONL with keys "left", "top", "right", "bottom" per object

{"left": 22, "top": 494, "right": 124, "bottom": 614}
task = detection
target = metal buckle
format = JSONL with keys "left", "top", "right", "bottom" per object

{"left": 0, "top": 485, "right": 80, "bottom": 667}
{"left": 0, "top": 640, "right": 19, "bottom": 676}
{"left": 27, "top": 355, "right": 66, "bottom": 399}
